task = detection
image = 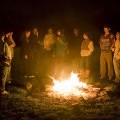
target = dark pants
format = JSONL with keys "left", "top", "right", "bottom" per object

{"left": 0, "top": 65, "right": 9, "bottom": 91}
{"left": 53, "top": 56, "right": 66, "bottom": 77}
{"left": 80, "top": 56, "right": 91, "bottom": 79}
{"left": 68, "top": 53, "right": 81, "bottom": 72}
{"left": 43, "top": 50, "right": 54, "bottom": 75}
{"left": 22, "top": 58, "right": 33, "bottom": 76}
{"left": 80, "top": 56, "right": 91, "bottom": 70}
{"left": 6, "top": 59, "right": 12, "bottom": 82}
{"left": 31, "top": 48, "right": 41, "bottom": 74}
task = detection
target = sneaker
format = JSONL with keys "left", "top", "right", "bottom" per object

{"left": 1, "top": 90, "right": 9, "bottom": 95}
{"left": 108, "top": 76, "right": 114, "bottom": 81}
{"left": 28, "top": 75, "right": 35, "bottom": 78}
{"left": 7, "top": 80, "right": 12, "bottom": 84}
{"left": 99, "top": 76, "right": 106, "bottom": 80}
{"left": 114, "top": 78, "right": 120, "bottom": 83}
{"left": 24, "top": 75, "right": 28, "bottom": 78}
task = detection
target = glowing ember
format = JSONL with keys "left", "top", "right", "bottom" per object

{"left": 47, "top": 72, "right": 100, "bottom": 99}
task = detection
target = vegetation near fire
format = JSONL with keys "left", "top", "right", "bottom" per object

{"left": 0, "top": 47, "right": 120, "bottom": 120}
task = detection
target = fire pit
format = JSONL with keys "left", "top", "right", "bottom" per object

{"left": 46, "top": 72, "right": 101, "bottom": 100}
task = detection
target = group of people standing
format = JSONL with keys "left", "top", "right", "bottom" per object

{"left": 0, "top": 25, "right": 120, "bottom": 95}
{"left": 20, "top": 28, "right": 68, "bottom": 79}
{"left": 99, "top": 26, "right": 120, "bottom": 83}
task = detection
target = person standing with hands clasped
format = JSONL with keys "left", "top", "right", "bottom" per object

{"left": 80, "top": 33, "right": 94, "bottom": 82}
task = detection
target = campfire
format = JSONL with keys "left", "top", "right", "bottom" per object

{"left": 47, "top": 72, "right": 101, "bottom": 100}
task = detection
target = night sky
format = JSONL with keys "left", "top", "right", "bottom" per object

{"left": 0, "top": 0, "right": 120, "bottom": 44}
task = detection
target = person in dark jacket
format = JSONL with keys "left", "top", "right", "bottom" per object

{"left": 53, "top": 29, "right": 68, "bottom": 77}
{"left": 68, "top": 28, "right": 82, "bottom": 72}
{"left": 30, "top": 28, "right": 43, "bottom": 74}
{"left": 20, "top": 30, "right": 33, "bottom": 78}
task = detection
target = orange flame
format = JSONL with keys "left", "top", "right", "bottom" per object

{"left": 47, "top": 72, "right": 100, "bottom": 99}
{"left": 50, "top": 72, "right": 88, "bottom": 97}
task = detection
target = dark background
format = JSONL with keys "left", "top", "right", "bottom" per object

{"left": 0, "top": 0, "right": 120, "bottom": 45}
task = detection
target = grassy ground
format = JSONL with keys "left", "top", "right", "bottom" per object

{"left": 1, "top": 84, "right": 120, "bottom": 120}
{"left": 1, "top": 47, "right": 120, "bottom": 120}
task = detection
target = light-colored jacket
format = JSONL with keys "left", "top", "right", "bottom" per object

{"left": 4, "top": 37, "right": 16, "bottom": 60}
{"left": 44, "top": 33, "right": 55, "bottom": 50}
{"left": 114, "top": 39, "right": 120, "bottom": 60}
{"left": 81, "top": 39, "right": 94, "bottom": 57}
